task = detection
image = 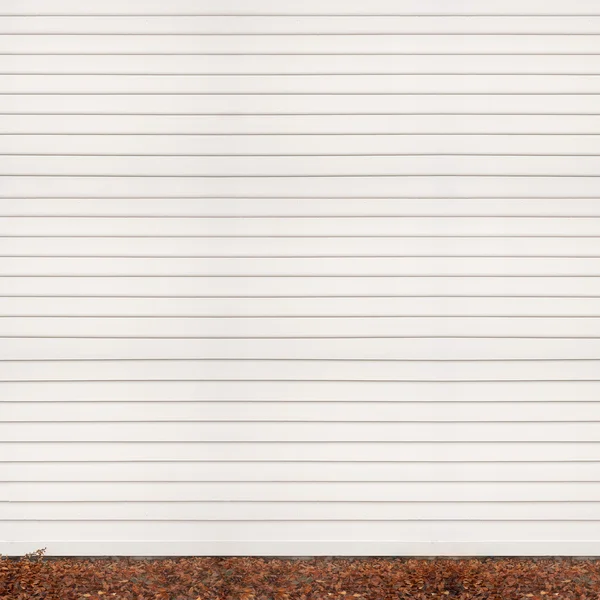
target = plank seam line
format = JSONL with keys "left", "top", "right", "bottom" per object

{"left": 2, "top": 378, "right": 600, "bottom": 383}
{"left": 7, "top": 419, "right": 600, "bottom": 423}
{"left": 8, "top": 14, "right": 600, "bottom": 17}
{"left": 2, "top": 294, "right": 599, "bottom": 298}
{"left": 4, "top": 459, "right": 600, "bottom": 463}
{"left": 8, "top": 33, "right": 600, "bottom": 36}
{"left": 3, "top": 357, "right": 600, "bottom": 362}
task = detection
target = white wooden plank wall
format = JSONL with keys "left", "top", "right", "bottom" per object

{"left": 0, "top": 0, "right": 599, "bottom": 556}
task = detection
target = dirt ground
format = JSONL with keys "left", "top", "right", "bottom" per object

{"left": 2, "top": 552, "right": 599, "bottom": 600}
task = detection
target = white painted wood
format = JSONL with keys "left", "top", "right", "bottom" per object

{"left": 2, "top": 461, "right": 599, "bottom": 481}
{"left": 5, "top": 55, "right": 600, "bottom": 76}
{"left": 5, "top": 35, "right": 600, "bottom": 55}
{"left": 3, "top": 115, "right": 600, "bottom": 135}
{"left": 3, "top": 297, "right": 600, "bottom": 318}
{"left": 2, "top": 0, "right": 599, "bottom": 557}
{"left": 2, "top": 442, "right": 599, "bottom": 463}
{"left": 1, "top": 358, "right": 600, "bottom": 380}
{"left": 4, "top": 216, "right": 600, "bottom": 236}
{"left": 3, "top": 540, "right": 600, "bottom": 557}
{"left": 1, "top": 540, "right": 597, "bottom": 557}
{"left": 4, "top": 337, "right": 600, "bottom": 359}
{"left": 3, "top": 177, "right": 600, "bottom": 198}
{"left": 2, "top": 316, "right": 600, "bottom": 338}
{"left": 3, "top": 521, "right": 600, "bottom": 542}
{"left": 3, "top": 1, "right": 600, "bottom": 16}
{"left": 5, "top": 481, "right": 600, "bottom": 503}
{"left": 2, "top": 381, "right": 598, "bottom": 402}
{"left": 1, "top": 236, "right": 599, "bottom": 257}
{"left": 2, "top": 256, "right": 600, "bottom": 276}
{"left": 6, "top": 155, "right": 600, "bottom": 176}
{"left": 5, "top": 401, "right": 600, "bottom": 422}
{"left": 2, "top": 198, "right": 600, "bottom": 217}
{"left": 5, "top": 256, "right": 600, "bottom": 277}
{"left": 6, "top": 276, "right": 600, "bottom": 297}
{"left": 3, "top": 96, "right": 600, "bottom": 115}
{"left": 6, "top": 16, "right": 600, "bottom": 35}
{"left": 1, "top": 422, "right": 599, "bottom": 443}
{"left": 3, "top": 134, "right": 600, "bottom": 155}
{"left": 5, "top": 74, "right": 600, "bottom": 94}
{"left": 4, "top": 501, "right": 600, "bottom": 522}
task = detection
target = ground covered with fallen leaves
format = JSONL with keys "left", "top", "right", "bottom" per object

{"left": 2, "top": 552, "right": 600, "bottom": 600}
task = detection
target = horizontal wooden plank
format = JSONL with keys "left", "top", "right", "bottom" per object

{"left": 1, "top": 421, "right": 599, "bottom": 442}
{"left": 1, "top": 460, "right": 598, "bottom": 481}
{"left": 4, "top": 297, "right": 600, "bottom": 318}
{"left": 7, "top": 155, "right": 600, "bottom": 176}
{"left": 3, "top": 257, "right": 600, "bottom": 276}
{"left": 2, "top": 1, "right": 600, "bottom": 559}
{"left": 4, "top": 217, "right": 600, "bottom": 236}
{"left": 2, "top": 381, "right": 597, "bottom": 402}
{"left": 7, "top": 276, "right": 600, "bottom": 296}
{"left": 6, "top": 16, "right": 600, "bottom": 35}
{"left": 5, "top": 539, "right": 600, "bottom": 556}
{"left": 0, "top": 460, "right": 507, "bottom": 488}
{"left": 2, "top": 237, "right": 600, "bottom": 258}
{"left": 4, "top": 74, "right": 600, "bottom": 94}
{"left": 3, "top": 198, "right": 600, "bottom": 218}
{"left": 2, "top": 317, "right": 600, "bottom": 338}
{"left": 4, "top": 115, "right": 600, "bottom": 135}
{"left": 3, "top": 134, "right": 600, "bottom": 155}
{"left": 2, "top": 521, "right": 600, "bottom": 542}
{"left": 4, "top": 539, "right": 600, "bottom": 557}
{"left": 4, "top": 501, "right": 600, "bottom": 521}
{"left": 3, "top": 337, "right": 600, "bottom": 360}
{"left": 0, "top": 358, "right": 598, "bottom": 380}
{"left": 2, "top": 502, "right": 596, "bottom": 527}
{"left": 3, "top": 177, "right": 600, "bottom": 198}
{"left": 3, "top": 1, "right": 600, "bottom": 16}
{"left": 5, "top": 401, "right": 600, "bottom": 422}
{"left": 2, "top": 96, "right": 600, "bottom": 115}
{"left": 5, "top": 35, "right": 600, "bottom": 55}
{"left": 5, "top": 481, "right": 600, "bottom": 502}
{"left": 6, "top": 55, "right": 600, "bottom": 75}
{"left": 2, "top": 442, "right": 598, "bottom": 463}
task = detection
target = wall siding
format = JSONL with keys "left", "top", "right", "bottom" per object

{"left": 0, "top": 0, "right": 599, "bottom": 556}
